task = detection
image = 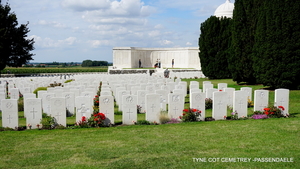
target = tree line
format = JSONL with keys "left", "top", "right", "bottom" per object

{"left": 199, "top": 0, "right": 300, "bottom": 89}
{"left": 81, "top": 60, "right": 109, "bottom": 67}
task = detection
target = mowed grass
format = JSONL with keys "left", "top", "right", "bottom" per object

{"left": 0, "top": 119, "right": 299, "bottom": 168}
{"left": 0, "top": 79, "right": 299, "bottom": 168}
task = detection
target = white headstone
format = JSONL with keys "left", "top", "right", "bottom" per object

{"left": 122, "top": 95, "right": 137, "bottom": 125}
{"left": 202, "top": 81, "right": 212, "bottom": 93}
{"left": 155, "top": 89, "right": 168, "bottom": 111}
{"left": 50, "top": 97, "right": 66, "bottom": 127}
{"left": 0, "top": 92, "right": 6, "bottom": 111}
{"left": 275, "top": 89, "right": 289, "bottom": 116}
{"left": 218, "top": 83, "right": 227, "bottom": 91}
{"left": 137, "top": 90, "right": 146, "bottom": 113}
{"left": 99, "top": 95, "right": 114, "bottom": 125}
{"left": 23, "top": 93, "right": 36, "bottom": 99}
{"left": 212, "top": 91, "right": 228, "bottom": 120}
{"left": 63, "top": 92, "right": 75, "bottom": 116}
{"left": 224, "top": 88, "right": 235, "bottom": 107}
{"left": 206, "top": 88, "right": 218, "bottom": 99}
{"left": 168, "top": 93, "right": 184, "bottom": 119}
{"left": 254, "top": 90, "right": 269, "bottom": 111}
{"left": 75, "top": 96, "right": 92, "bottom": 123}
{"left": 25, "top": 98, "right": 42, "bottom": 129}
{"left": 241, "top": 87, "right": 252, "bottom": 101}
{"left": 1, "top": 99, "right": 18, "bottom": 128}
{"left": 37, "top": 90, "right": 47, "bottom": 98}
{"left": 146, "top": 85, "right": 155, "bottom": 94}
{"left": 233, "top": 91, "right": 248, "bottom": 118}
{"left": 117, "top": 90, "right": 130, "bottom": 111}
{"left": 145, "top": 94, "right": 161, "bottom": 123}
{"left": 54, "top": 89, "right": 64, "bottom": 97}
{"left": 23, "top": 93, "right": 37, "bottom": 118}
{"left": 10, "top": 88, "right": 19, "bottom": 100}
{"left": 41, "top": 93, "right": 55, "bottom": 114}
{"left": 190, "top": 92, "right": 205, "bottom": 121}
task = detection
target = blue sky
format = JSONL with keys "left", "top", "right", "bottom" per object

{"left": 2, "top": 0, "right": 234, "bottom": 63}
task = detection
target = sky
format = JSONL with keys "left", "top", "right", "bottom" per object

{"left": 2, "top": 0, "right": 234, "bottom": 63}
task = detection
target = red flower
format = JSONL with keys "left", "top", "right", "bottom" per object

{"left": 94, "top": 118, "right": 98, "bottom": 121}
{"left": 264, "top": 112, "right": 269, "bottom": 115}
{"left": 271, "top": 112, "right": 274, "bottom": 115}
{"left": 183, "top": 109, "right": 189, "bottom": 112}
{"left": 219, "top": 90, "right": 223, "bottom": 92}
{"left": 96, "top": 101, "right": 99, "bottom": 103}
{"left": 278, "top": 106, "right": 285, "bottom": 110}
{"left": 95, "top": 95, "right": 98, "bottom": 98}
{"left": 224, "top": 116, "right": 227, "bottom": 119}
{"left": 182, "top": 113, "right": 186, "bottom": 116}
{"left": 179, "top": 116, "right": 182, "bottom": 119}
{"left": 192, "top": 109, "right": 197, "bottom": 112}
{"left": 264, "top": 108, "right": 270, "bottom": 112}
{"left": 99, "top": 113, "right": 106, "bottom": 120}
{"left": 81, "top": 116, "right": 86, "bottom": 122}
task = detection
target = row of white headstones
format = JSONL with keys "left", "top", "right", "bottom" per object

{"left": 0, "top": 74, "right": 289, "bottom": 129}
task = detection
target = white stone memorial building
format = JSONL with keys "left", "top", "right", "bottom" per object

{"left": 113, "top": 47, "right": 201, "bottom": 69}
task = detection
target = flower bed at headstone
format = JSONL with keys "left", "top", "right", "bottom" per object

{"left": 252, "top": 106, "right": 288, "bottom": 119}
{"left": 179, "top": 108, "right": 202, "bottom": 122}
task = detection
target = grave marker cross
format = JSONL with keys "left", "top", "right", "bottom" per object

{"left": 7, "top": 115, "right": 13, "bottom": 124}
{"left": 126, "top": 109, "right": 134, "bottom": 119}
{"left": 30, "top": 108, "right": 38, "bottom": 119}
{"left": 238, "top": 100, "right": 244, "bottom": 108}
{"left": 151, "top": 104, "right": 156, "bottom": 112}
{"left": 218, "top": 100, "right": 223, "bottom": 109}
{"left": 55, "top": 112, "right": 61, "bottom": 121}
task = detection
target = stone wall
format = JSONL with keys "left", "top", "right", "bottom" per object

{"left": 113, "top": 47, "right": 201, "bottom": 69}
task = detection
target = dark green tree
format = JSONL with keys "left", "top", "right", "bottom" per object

{"left": 229, "top": 0, "right": 258, "bottom": 84}
{"left": 199, "top": 16, "right": 232, "bottom": 79}
{"left": 0, "top": 1, "right": 35, "bottom": 71}
{"left": 81, "top": 60, "right": 93, "bottom": 67}
{"left": 252, "top": 0, "right": 300, "bottom": 89}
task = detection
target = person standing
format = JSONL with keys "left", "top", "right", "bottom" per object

{"left": 139, "top": 59, "right": 142, "bottom": 68}
{"left": 158, "top": 59, "right": 161, "bottom": 68}
{"left": 172, "top": 59, "right": 174, "bottom": 68}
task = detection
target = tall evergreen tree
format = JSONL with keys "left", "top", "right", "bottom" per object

{"left": 199, "top": 16, "right": 232, "bottom": 79}
{"left": 229, "top": 0, "right": 258, "bottom": 84}
{"left": 253, "top": 0, "right": 300, "bottom": 89}
{"left": 0, "top": 1, "right": 35, "bottom": 71}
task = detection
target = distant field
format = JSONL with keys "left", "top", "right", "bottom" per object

{"left": 1, "top": 67, "right": 108, "bottom": 74}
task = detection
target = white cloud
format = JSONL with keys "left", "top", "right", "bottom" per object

{"left": 37, "top": 20, "right": 67, "bottom": 28}
{"left": 160, "top": 40, "right": 173, "bottom": 46}
{"left": 61, "top": 0, "right": 111, "bottom": 11}
{"left": 148, "top": 30, "right": 160, "bottom": 38}
{"left": 186, "top": 42, "right": 192, "bottom": 46}
{"left": 63, "top": 0, "right": 156, "bottom": 17}
{"left": 88, "top": 40, "right": 111, "bottom": 48}
{"left": 29, "top": 35, "right": 77, "bottom": 48}
{"left": 154, "top": 24, "right": 164, "bottom": 29}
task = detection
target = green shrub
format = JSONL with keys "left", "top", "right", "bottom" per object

{"left": 205, "top": 98, "right": 213, "bottom": 109}
{"left": 18, "top": 99, "right": 24, "bottom": 112}
{"left": 135, "top": 120, "right": 151, "bottom": 125}
{"left": 40, "top": 113, "right": 56, "bottom": 129}
{"left": 64, "top": 79, "right": 73, "bottom": 83}
{"left": 159, "top": 111, "right": 170, "bottom": 124}
{"left": 33, "top": 87, "right": 47, "bottom": 96}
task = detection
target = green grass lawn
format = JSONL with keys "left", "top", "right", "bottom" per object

{"left": 0, "top": 79, "right": 299, "bottom": 168}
